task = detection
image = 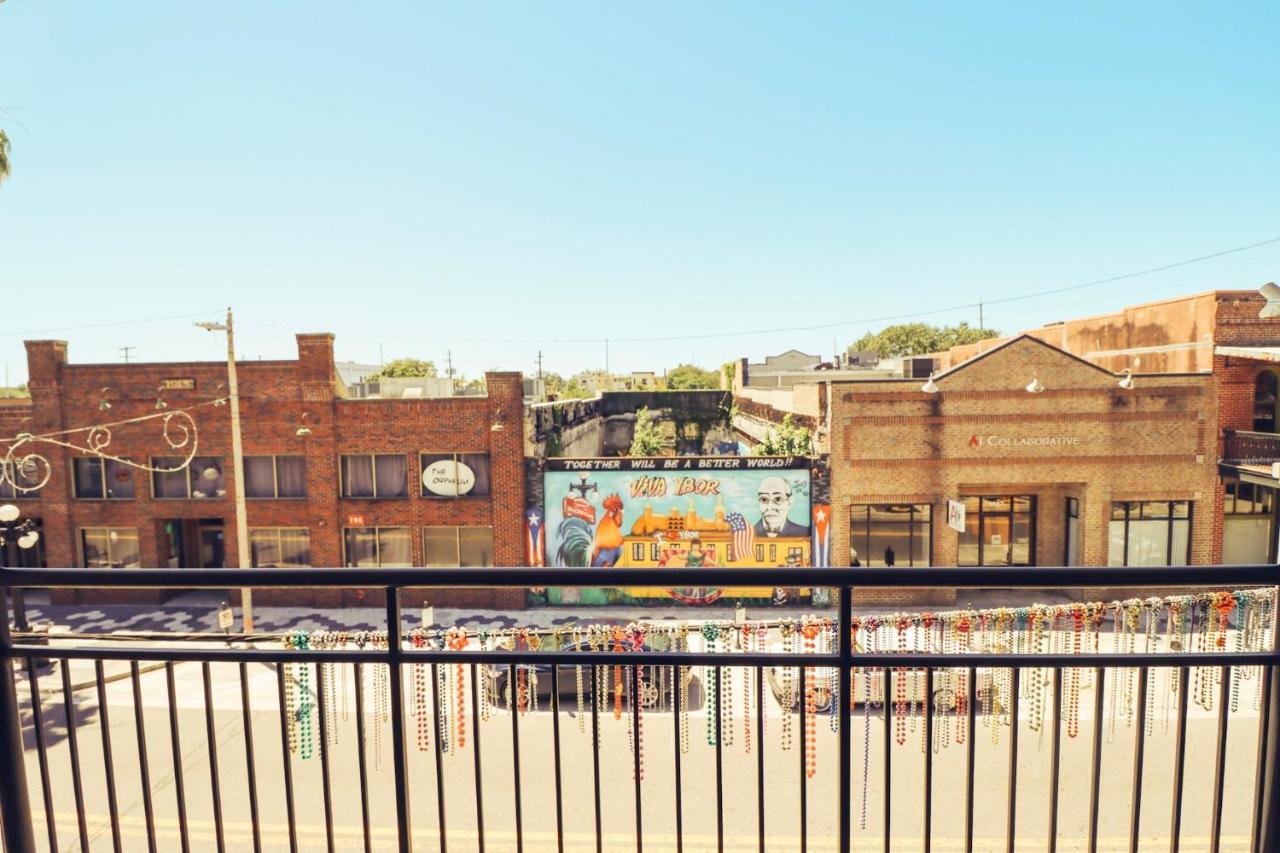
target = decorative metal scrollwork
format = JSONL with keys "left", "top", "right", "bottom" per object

{"left": 0, "top": 402, "right": 213, "bottom": 495}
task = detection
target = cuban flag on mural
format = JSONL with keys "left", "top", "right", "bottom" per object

{"left": 525, "top": 508, "right": 545, "bottom": 568}
{"left": 811, "top": 505, "right": 831, "bottom": 567}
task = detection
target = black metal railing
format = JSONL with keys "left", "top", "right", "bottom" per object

{"left": 1224, "top": 429, "right": 1280, "bottom": 464}
{"left": 1, "top": 565, "right": 1279, "bottom": 853}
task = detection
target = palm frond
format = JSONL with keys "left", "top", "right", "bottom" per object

{"left": 0, "top": 130, "right": 10, "bottom": 184}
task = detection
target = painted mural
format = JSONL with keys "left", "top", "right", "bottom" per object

{"left": 534, "top": 457, "right": 813, "bottom": 604}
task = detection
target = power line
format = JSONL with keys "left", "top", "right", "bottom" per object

{"left": 0, "top": 310, "right": 224, "bottom": 338}
{"left": 240, "top": 234, "right": 1280, "bottom": 347}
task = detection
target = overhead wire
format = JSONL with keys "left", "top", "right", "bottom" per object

{"left": 243, "top": 234, "right": 1280, "bottom": 346}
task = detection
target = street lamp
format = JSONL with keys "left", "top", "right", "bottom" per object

{"left": 196, "top": 309, "right": 254, "bottom": 632}
{"left": 0, "top": 503, "right": 41, "bottom": 633}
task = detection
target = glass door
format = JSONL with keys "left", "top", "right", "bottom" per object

{"left": 958, "top": 495, "right": 1037, "bottom": 566}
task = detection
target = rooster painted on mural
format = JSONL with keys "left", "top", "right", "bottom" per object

{"left": 590, "top": 494, "right": 626, "bottom": 568}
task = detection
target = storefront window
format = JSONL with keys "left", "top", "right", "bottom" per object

{"left": 424, "top": 526, "right": 495, "bottom": 567}
{"left": 849, "top": 504, "right": 931, "bottom": 567}
{"left": 80, "top": 527, "right": 141, "bottom": 568}
{"left": 1108, "top": 501, "right": 1192, "bottom": 566}
{"left": 1222, "top": 482, "right": 1275, "bottom": 565}
{"left": 249, "top": 528, "right": 312, "bottom": 567}
{"left": 343, "top": 526, "right": 411, "bottom": 567}
{"left": 957, "top": 495, "right": 1036, "bottom": 567}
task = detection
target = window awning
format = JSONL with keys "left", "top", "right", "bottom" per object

{"left": 1220, "top": 461, "right": 1280, "bottom": 487}
{"left": 1216, "top": 345, "right": 1280, "bottom": 363}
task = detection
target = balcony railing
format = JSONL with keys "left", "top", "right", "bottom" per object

{"left": 1223, "top": 429, "right": 1280, "bottom": 465}
{"left": 2, "top": 566, "right": 1279, "bottom": 853}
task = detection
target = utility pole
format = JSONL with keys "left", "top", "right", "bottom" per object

{"left": 605, "top": 339, "right": 610, "bottom": 376}
{"left": 446, "top": 350, "right": 456, "bottom": 390}
{"left": 536, "top": 350, "right": 543, "bottom": 382}
{"left": 979, "top": 298, "right": 984, "bottom": 330}
{"left": 195, "top": 310, "right": 254, "bottom": 632}
{"left": 120, "top": 346, "right": 135, "bottom": 364}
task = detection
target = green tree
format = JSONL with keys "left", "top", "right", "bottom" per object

{"left": 753, "top": 414, "right": 813, "bottom": 456}
{"left": 665, "top": 363, "right": 720, "bottom": 390}
{"left": 720, "top": 361, "right": 737, "bottom": 390}
{"left": 372, "top": 358, "right": 438, "bottom": 379}
{"left": 544, "top": 372, "right": 593, "bottom": 400}
{"left": 0, "top": 130, "right": 10, "bottom": 185}
{"left": 628, "top": 407, "right": 670, "bottom": 456}
{"left": 849, "top": 322, "right": 999, "bottom": 359}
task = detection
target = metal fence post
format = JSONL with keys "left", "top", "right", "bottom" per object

{"left": 1258, "top": 664, "right": 1280, "bottom": 852}
{"left": 0, "top": 587, "right": 37, "bottom": 853}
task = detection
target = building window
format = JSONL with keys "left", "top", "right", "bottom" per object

{"left": 0, "top": 459, "right": 43, "bottom": 500}
{"left": 73, "top": 458, "right": 135, "bottom": 499}
{"left": 343, "top": 526, "right": 411, "bottom": 566}
{"left": 340, "top": 455, "right": 408, "bottom": 499}
{"left": 419, "top": 453, "right": 492, "bottom": 498}
{"left": 244, "top": 456, "right": 307, "bottom": 499}
{"left": 958, "top": 495, "right": 1036, "bottom": 567}
{"left": 1222, "top": 482, "right": 1274, "bottom": 565}
{"left": 1255, "top": 372, "right": 1279, "bottom": 433}
{"left": 152, "top": 457, "right": 226, "bottom": 499}
{"left": 1108, "top": 501, "right": 1192, "bottom": 567}
{"left": 80, "top": 527, "right": 141, "bottom": 568}
{"left": 249, "top": 528, "right": 312, "bottom": 568}
{"left": 849, "top": 504, "right": 932, "bottom": 567}
{"left": 423, "top": 526, "right": 495, "bottom": 567}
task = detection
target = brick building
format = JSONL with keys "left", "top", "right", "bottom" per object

{"left": 1, "top": 335, "right": 526, "bottom": 607}
{"left": 930, "top": 288, "right": 1280, "bottom": 566}
{"left": 828, "top": 335, "right": 1217, "bottom": 603}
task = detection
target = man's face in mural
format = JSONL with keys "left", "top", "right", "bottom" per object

{"left": 756, "top": 477, "right": 794, "bottom": 533}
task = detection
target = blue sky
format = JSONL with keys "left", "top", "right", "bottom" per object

{"left": 1, "top": 2, "right": 1278, "bottom": 383}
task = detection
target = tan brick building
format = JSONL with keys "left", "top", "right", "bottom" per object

{"left": 828, "top": 335, "right": 1217, "bottom": 603}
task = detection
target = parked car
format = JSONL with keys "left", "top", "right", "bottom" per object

{"left": 488, "top": 640, "right": 706, "bottom": 712}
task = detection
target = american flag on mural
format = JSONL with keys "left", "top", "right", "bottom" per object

{"left": 727, "top": 512, "right": 754, "bottom": 563}
{"left": 811, "top": 505, "right": 831, "bottom": 567}
{"left": 525, "top": 508, "right": 545, "bottom": 567}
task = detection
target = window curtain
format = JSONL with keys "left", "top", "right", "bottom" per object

{"left": 244, "top": 458, "right": 277, "bottom": 498}
{"left": 276, "top": 457, "right": 307, "bottom": 497}
{"left": 461, "top": 454, "right": 491, "bottom": 497}
{"left": 1126, "top": 519, "right": 1170, "bottom": 567}
{"left": 343, "top": 456, "right": 375, "bottom": 497}
{"left": 375, "top": 456, "right": 408, "bottom": 498}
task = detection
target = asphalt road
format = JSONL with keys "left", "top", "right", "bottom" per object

{"left": 12, "top": 658, "right": 1268, "bottom": 853}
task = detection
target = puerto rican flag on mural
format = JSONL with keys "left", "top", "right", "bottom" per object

{"left": 727, "top": 512, "right": 754, "bottom": 563}
{"left": 525, "top": 508, "right": 546, "bottom": 567}
{"left": 811, "top": 504, "right": 831, "bottom": 567}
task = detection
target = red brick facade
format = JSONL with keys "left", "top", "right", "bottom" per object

{"left": 5, "top": 335, "right": 527, "bottom": 607}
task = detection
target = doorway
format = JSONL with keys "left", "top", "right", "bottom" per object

{"left": 958, "top": 495, "right": 1037, "bottom": 566}
{"left": 160, "top": 519, "right": 226, "bottom": 568}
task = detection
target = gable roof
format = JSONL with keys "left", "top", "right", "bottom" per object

{"left": 933, "top": 334, "right": 1118, "bottom": 389}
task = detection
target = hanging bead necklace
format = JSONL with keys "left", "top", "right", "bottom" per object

{"left": 802, "top": 618, "right": 820, "bottom": 777}
{"left": 702, "top": 622, "right": 721, "bottom": 746}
